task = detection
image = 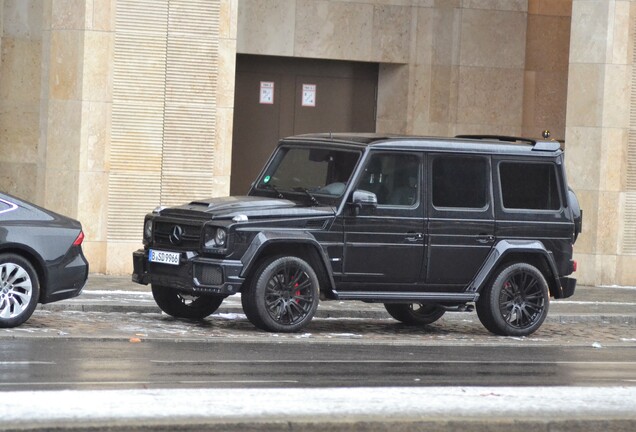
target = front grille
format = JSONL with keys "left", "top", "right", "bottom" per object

{"left": 154, "top": 220, "right": 202, "bottom": 250}
{"left": 194, "top": 264, "right": 223, "bottom": 286}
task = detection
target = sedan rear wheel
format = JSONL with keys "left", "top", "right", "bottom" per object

{"left": 0, "top": 254, "right": 40, "bottom": 328}
{"left": 384, "top": 303, "right": 446, "bottom": 326}
{"left": 151, "top": 285, "right": 225, "bottom": 320}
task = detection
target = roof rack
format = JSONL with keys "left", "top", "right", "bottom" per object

{"left": 455, "top": 135, "right": 537, "bottom": 145}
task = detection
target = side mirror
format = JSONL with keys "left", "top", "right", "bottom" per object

{"left": 351, "top": 190, "right": 377, "bottom": 215}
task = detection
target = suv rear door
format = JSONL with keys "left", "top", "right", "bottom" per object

{"left": 426, "top": 153, "right": 495, "bottom": 288}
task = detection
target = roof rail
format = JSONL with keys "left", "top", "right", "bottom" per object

{"left": 455, "top": 135, "right": 537, "bottom": 145}
{"left": 456, "top": 134, "right": 562, "bottom": 152}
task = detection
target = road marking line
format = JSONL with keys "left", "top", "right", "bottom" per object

{"left": 0, "top": 361, "right": 55, "bottom": 365}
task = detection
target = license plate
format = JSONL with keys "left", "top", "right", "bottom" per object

{"left": 149, "top": 249, "right": 180, "bottom": 266}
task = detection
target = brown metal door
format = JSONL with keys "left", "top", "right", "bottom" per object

{"left": 231, "top": 55, "right": 378, "bottom": 195}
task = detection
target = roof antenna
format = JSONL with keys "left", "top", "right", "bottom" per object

{"left": 329, "top": 131, "right": 332, "bottom": 139}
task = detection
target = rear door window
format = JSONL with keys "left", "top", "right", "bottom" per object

{"left": 432, "top": 156, "right": 489, "bottom": 209}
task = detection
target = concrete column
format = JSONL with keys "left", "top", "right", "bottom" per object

{"left": 39, "top": 0, "right": 115, "bottom": 273}
{"left": 565, "top": 0, "right": 633, "bottom": 285}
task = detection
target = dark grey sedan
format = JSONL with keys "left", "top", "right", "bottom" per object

{"left": 0, "top": 192, "right": 88, "bottom": 327}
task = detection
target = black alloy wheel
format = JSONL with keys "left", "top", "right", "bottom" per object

{"left": 384, "top": 303, "right": 445, "bottom": 325}
{"left": 242, "top": 256, "right": 319, "bottom": 332}
{"left": 476, "top": 262, "right": 549, "bottom": 336}
{"left": 151, "top": 285, "right": 225, "bottom": 320}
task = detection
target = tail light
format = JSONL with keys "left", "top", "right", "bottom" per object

{"left": 572, "top": 260, "right": 578, "bottom": 273}
{"left": 73, "top": 230, "right": 85, "bottom": 246}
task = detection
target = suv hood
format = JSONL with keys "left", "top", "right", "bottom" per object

{"left": 157, "top": 195, "right": 336, "bottom": 220}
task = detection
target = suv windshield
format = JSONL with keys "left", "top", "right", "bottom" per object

{"left": 252, "top": 146, "right": 361, "bottom": 202}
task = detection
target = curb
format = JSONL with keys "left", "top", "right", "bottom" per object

{"left": 4, "top": 418, "right": 636, "bottom": 432}
{"left": 39, "top": 302, "right": 636, "bottom": 325}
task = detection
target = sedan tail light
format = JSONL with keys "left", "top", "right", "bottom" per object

{"left": 73, "top": 230, "right": 85, "bottom": 246}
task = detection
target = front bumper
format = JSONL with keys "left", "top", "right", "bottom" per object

{"left": 132, "top": 249, "right": 245, "bottom": 295}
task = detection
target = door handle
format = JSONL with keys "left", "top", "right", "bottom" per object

{"left": 476, "top": 234, "right": 495, "bottom": 244}
{"left": 406, "top": 233, "right": 424, "bottom": 242}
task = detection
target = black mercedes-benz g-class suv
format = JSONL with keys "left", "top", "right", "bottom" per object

{"left": 133, "top": 133, "right": 581, "bottom": 336}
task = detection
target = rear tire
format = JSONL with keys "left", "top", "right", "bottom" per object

{"left": 0, "top": 254, "right": 40, "bottom": 328}
{"left": 384, "top": 303, "right": 445, "bottom": 326}
{"left": 476, "top": 262, "right": 549, "bottom": 336}
{"left": 151, "top": 285, "right": 224, "bottom": 320}
{"left": 242, "top": 255, "right": 319, "bottom": 333}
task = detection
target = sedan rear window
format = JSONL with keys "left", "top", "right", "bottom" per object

{"left": 0, "top": 199, "right": 17, "bottom": 215}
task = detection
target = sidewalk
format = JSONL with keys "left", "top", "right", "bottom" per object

{"left": 41, "top": 274, "right": 636, "bottom": 325}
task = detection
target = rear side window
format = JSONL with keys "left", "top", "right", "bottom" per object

{"left": 0, "top": 199, "right": 17, "bottom": 215}
{"left": 499, "top": 162, "right": 561, "bottom": 210}
{"left": 432, "top": 156, "right": 488, "bottom": 209}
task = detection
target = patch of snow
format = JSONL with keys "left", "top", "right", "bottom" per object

{"left": 1, "top": 387, "right": 635, "bottom": 426}
{"left": 295, "top": 333, "right": 312, "bottom": 339}
{"left": 214, "top": 313, "right": 246, "bottom": 320}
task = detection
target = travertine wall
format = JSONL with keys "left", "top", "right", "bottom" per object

{"left": 522, "top": 0, "right": 571, "bottom": 140}
{"left": 238, "top": 0, "right": 531, "bottom": 137}
{"left": 6, "top": 0, "right": 631, "bottom": 286}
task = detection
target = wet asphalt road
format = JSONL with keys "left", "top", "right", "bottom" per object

{"left": 2, "top": 336, "right": 636, "bottom": 391}
{"left": 0, "top": 311, "right": 636, "bottom": 391}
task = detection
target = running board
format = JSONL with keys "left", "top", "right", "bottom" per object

{"left": 332, "top": 291, "right": 479, "bottom": 303}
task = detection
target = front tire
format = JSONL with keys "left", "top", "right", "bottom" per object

{"left": 242, "top": 256, "right": 319, "bottom": 333}
{"left": 476, "top": 262, "right": 549, "bottom": 336}
{"left": 0, "top": 254, "right": 40, "bottom": 328}
{"left": 384, "top": 303, "right": 445, "bottom": 325}
{"left": 151, "top": 285, "right": 224, "bottom": 320}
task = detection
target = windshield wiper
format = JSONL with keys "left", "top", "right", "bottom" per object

{"left": 263, "top": 183, "right": 284, "bottom": 199}
{"left": 293, "top": 187, "right": 320, "bottom": 206}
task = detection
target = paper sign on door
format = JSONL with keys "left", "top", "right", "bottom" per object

{"left": 260, "top": 81, "right": 274, "bottom": 105}
{"left": 302, "top": 84, "right": 316, "bottom": 107}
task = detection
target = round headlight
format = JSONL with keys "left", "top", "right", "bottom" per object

{"left": 214, "top": 228, "right": 227, "bottom": 247}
